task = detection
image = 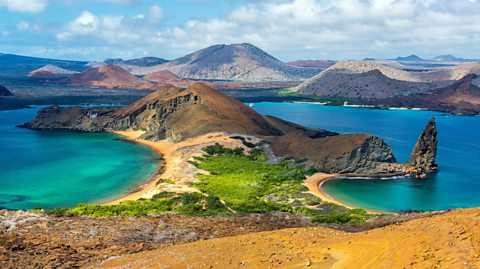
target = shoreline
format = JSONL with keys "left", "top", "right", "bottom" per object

{"left": 104, "top": 131, "right": 386, "bottom": 214}
{"left": 102, "top": 131, "right": 249, "bottom": 205}
{"left": 304, "top": 173, "right": 383, "bottom": 215}
{"left": 101, "top": 130, "right": 166, "bottom": 205}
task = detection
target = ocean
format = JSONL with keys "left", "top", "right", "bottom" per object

{"left": 0, "top": 107, "right": 158, "bottom": 210}
{"left": 252, "top": 102, "right": 480, "bottom": 212}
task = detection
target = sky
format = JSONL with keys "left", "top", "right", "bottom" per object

{"left": 0, "top": 0, "right": 480, "bottom": 61}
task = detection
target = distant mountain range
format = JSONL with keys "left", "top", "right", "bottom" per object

{"left": 394, "top": 55, "right": 425, "bottom": 62}
{"left": 287, "top": 60, "right": 336, "bottom": 69}
{"left": 0, "top": 53, "right": 87, "bottom": 77}
{"left": 393, "top": 54, "right": 479, "bottom": 63}
{"left": 104, "top": 57, "right": 169, "bottom": 67}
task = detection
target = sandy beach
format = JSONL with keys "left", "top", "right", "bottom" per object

{"left": 305, "top": 173, "right": 381, "bottom": 214}
{"left": 104, "top": 131, "right": 259, "bottom": 205}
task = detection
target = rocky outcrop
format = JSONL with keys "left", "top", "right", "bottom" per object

{"left": 407, "top": 117, "right": 438, "bottom": 172}
{"left": 20, "top": 105, "right": 116, "bottom": 132}
{"left": 0, "top": 85, "right": 13, "bottom": 96}
{"left": 271, "top": 132, "right": 401, "bottom": 175}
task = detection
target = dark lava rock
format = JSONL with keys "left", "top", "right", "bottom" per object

{"left": 408, "top": 117, "right": 438, "bottom": 172}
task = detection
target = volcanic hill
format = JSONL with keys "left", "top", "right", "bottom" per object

{"left": 63, "top": 65, "right": 150, "bottom": 89}
{"left": 368, "top": 74, "right": 480, "bottom": 114}
{"left": 28, "top": 64, "right": 78, "bottom": 78}
{"left": 123, "top": 43, "right": 322, "bottom": 82}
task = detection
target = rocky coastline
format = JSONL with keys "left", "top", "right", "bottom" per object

{"left": 21, "top": 83, "right": 438, "bottom": 177}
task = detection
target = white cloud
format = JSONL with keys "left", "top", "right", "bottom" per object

{"left": 147, "top": 5, "right": 163, "bottom": 24}
{"left": 67, "top": 11, "right": 99, "bottom": 35}
{"left": 0, "top": 0, "right": 48, "bottom": 13}
{"left": 17, "top": 21, "right": 30, "bottom": 31}
{"left": 133, "top": 14, "right": 145, "bottom": 20}
{"left": 51, "top": 0, "right": 480, "bottom": 60}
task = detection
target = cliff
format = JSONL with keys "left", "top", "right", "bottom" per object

{"left": 408, "top": 117, "right": 438, "bottom": 172}
{"left": 271, "top": 132, "right": 401, "bottom": 174}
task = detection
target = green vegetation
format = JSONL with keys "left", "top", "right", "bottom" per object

{"left": 48, "top": 143, "right": 370, "bottom": 224}
{"left": 192, "top": 143, "right": 370, "bottom": 223}
{"left": 48, "top": 192, "right": 230, "bottom": 217}
{"left": 156, "top": 178, "right": 175, "bottom": 185}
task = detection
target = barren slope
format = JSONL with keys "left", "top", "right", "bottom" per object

{"left": 123, "top": 43, "right": 322, "bottom": 81}
{"left": 63, "top": 65, "right": 150, "bottom": 89}
{"left": 28, "top": 64, "right": 78, "bottom": 78}
{"left": 92, "top": 208, "right": 480, "bottom": 269}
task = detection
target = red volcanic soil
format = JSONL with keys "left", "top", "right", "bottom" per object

{"left": 367, "top": 74, "right": 480, "bottom": 113}
{"left": 288, "top": 60, "right": 336, "bottom": 69}
{"left": 144, "top": 70, "right": 180, "bottom": 82}
{"left": 64, "top": 65, "right": 152, "bottom": 89}
{"left": 28, "top": 71, "right": 60, "bottom": 79}
{"left": 144, "top": 70, "right": 218, "bottom": 89}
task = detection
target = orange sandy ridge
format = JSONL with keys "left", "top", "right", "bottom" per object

{"left": 90, "top": 207, "right": 480, "bottom": 269}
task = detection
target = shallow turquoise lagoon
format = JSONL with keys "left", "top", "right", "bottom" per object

{"left": 0, "top": 107, "right": 158, "bottom": 210}
{"left": 252, "top": 102, "right": 480, "bottom": 212}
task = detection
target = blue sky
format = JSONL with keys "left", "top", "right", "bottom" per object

{"left": 1, "top": 0, "right": 480, "bottom": 61}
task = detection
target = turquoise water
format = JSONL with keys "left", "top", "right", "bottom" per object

{"left": 252, "top": 102, "right": 480, "bottom": 212}
{"left": 0, "top": 107, "right": 158, "bottom": 210}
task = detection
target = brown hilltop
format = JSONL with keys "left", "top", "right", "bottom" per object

{"left": 112, "top": 82, "right": 282, "bottom": 140}
{"left": 423, "top": 74, "right": 480, "bottom": 110}
{"left": 28, "top": 64, "right": 78, "bottom": 79}
{"left": 143, "top": 70, "right": 180, "bottom": 81}
{"left": 63, "top": 65, "right": 152, "bottom": 89}
{"left": 368, "top": 74, "right": 480, "bottom": 114}
{"left": 295, "top": 68, "right": 438, "bottom": 99}
{"left": 144, "top": 70, "right": 218, "bottom": 89}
